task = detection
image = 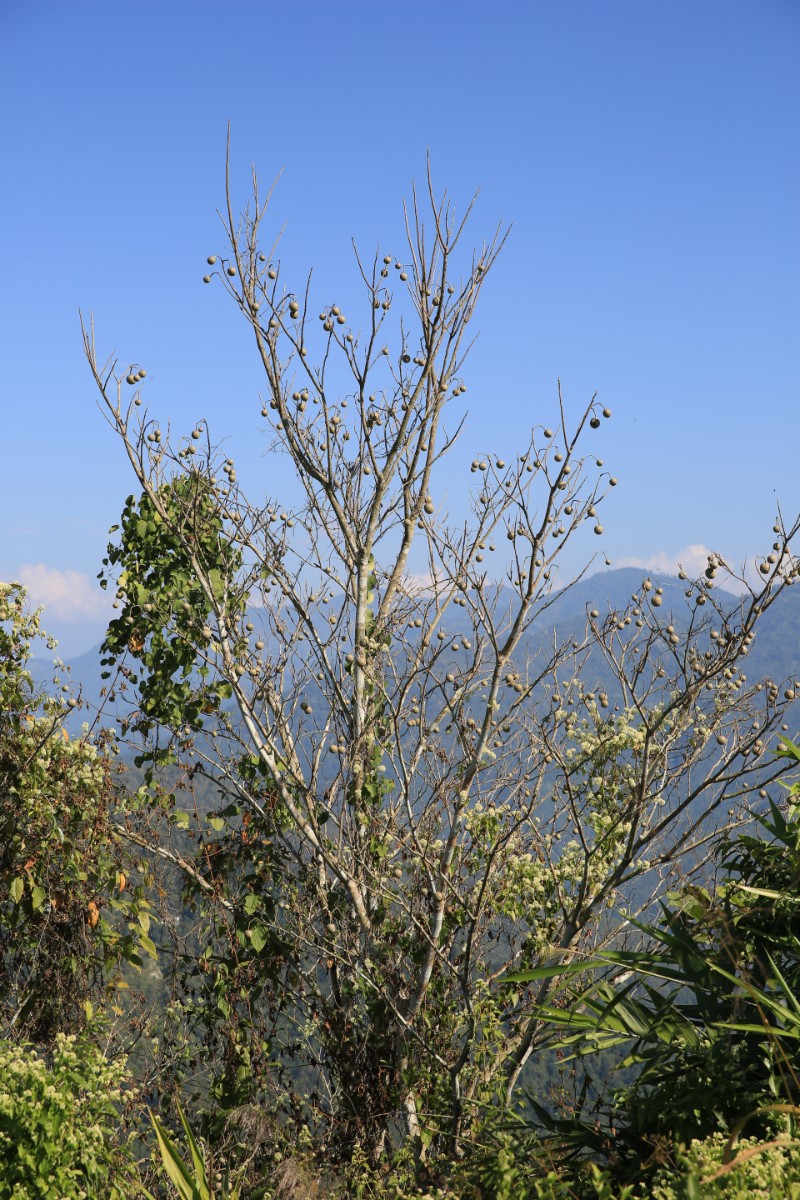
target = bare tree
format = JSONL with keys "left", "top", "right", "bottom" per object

{"left": 83, "top": 154, "right": 800, "bottom": 1170}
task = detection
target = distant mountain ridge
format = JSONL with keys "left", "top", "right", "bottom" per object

{"left": 30, "top": 568, "right": 800, "bottom": 734}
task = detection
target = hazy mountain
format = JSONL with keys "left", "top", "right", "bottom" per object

{"left": 30, "top": 568, "right": 800, "bottom": 735}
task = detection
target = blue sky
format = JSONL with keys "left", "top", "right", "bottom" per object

{"left": 1, "top": 0, "right": 797, "bottom": 656}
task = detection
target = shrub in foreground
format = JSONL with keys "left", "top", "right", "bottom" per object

{"left": 0, "top": 1034, "right": 145, "bottom": 1200}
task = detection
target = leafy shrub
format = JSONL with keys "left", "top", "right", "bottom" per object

{"left": 0, "top": 581, "right": 156, "bottom": 1044}
{"left": 649, "top": 1132, "right": 800, "bottom": 1199}
{"left": 0, "top": 1034, "right": 144, "bottom": 1199}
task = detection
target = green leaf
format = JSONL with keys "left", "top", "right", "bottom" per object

{"left": 734, "top": 883, "right": 800, "bottom": 902}
{"left": 502, "top": 959, "right": 600, "bottom": 985}
{"left": 249, "top": 925, "right": 268, "bottom": 953}
{"left": 776, "top": 736, "right": 800, "bottom": 762}
{"left": 149, "top": 1109, "right": 208, "bottom": 1200}
{"left": 208, "top": 816, "right": 225, "bottom": 832}
{"left": 208, "top": 568, "right": 224, "bottom": 600}
{"left": 30, "top": 885, "right": 46, "bottom": 911}
{"left": 9, "top": 877, "right": 24, "bottom": 904}
{"left": 139, "top": 933, "right": 158, "bottom": 959}
{"left": 178, "top": 1104, "right": 210, "bottom": 1192}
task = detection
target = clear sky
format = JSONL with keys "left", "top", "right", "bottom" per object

{"left": 1, "top": 0, "right": 797, "bottom": 656}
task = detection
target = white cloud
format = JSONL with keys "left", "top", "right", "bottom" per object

{"left": 401, "top": 571, "right": 440, "bottom": 596}
{"left": 614, "top": 544, "right": 752, "bottom": 593}
{"left": 615, "top": 544, "right": 713, "bottom": 578}
{"left": 15, "top": 564, "right": 111, "bottom": 622}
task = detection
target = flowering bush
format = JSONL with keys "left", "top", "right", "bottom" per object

{"left": 0, "top": 1034, "right": 144, "bottom": 1199}
{"left": 650, "top": 1133, "right": 800, "bottom": 1200}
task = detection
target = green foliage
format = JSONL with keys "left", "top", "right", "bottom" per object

{"left": 0, "top": 582, "right": 156, "bottom": 1042}
{"left": 150, "top": 1104, "right": 243, "bottom": 1199}
{"left": 504, "top": 777, "right": 800, "bottom": 1193}
{"left": 100, "top": 471, "right": 248, "bottom": 763}
{"left": 0, "top": 1034, "right": 145, "bottom": 1199}
{"left": 607, "top": 805, "right": 800, "bottom": 1154}
{"left": 649, "top": 1133, "right": 800, "bottom": 1199}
